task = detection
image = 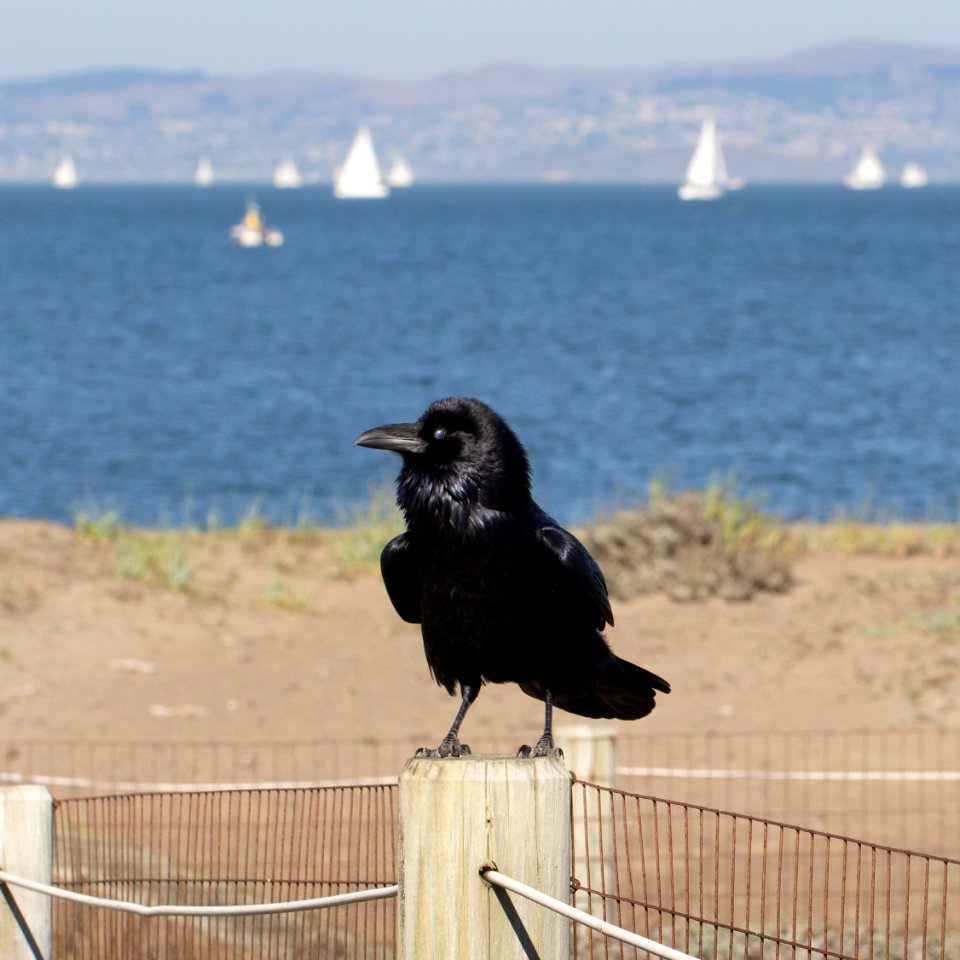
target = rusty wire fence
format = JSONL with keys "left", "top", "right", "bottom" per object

{"left": 571, "top": 781, "right": 960, "bottom": 960}
{"left": 4, "top": 728, "right": 957, "bottom": 858}
{"left": 45, "top": 778, "right": 959, "bottom": 959}
{"left": 616, "top": 729, "right": 960, "bottom": 861}
{"left": 52, "top": 785, "right": 398, "bottom": 960}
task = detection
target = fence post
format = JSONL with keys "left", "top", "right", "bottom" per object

{"left": 0, "top": 785, "right": 53, "bottom": 960}
{"left": 398, "top": 755, "right": 571, "bottom": 959}
{"left": 558, "top": 724, "right": 617, "bottom": 789}
{"left": 558, "top": 724, "right": 618, "bottom": 939}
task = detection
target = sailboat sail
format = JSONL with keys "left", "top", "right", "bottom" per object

{"left": 687, "top": 120, "right": 718, "bottom": 185}
{"left": 53, "top": 155, "right": 78, "bottom": 189}
{"left": 900, "top": 162, "right": 928, "bottom": 189}
{"left": 844, "top": 148, "right": 885, "bottom": 190}
{"left": 386, "top": 156, "right": 414, "bottom": 188}
{"left": 194, "top": 156, "right": 214, "bottom": 186}
{"left": 333, "top": 127, "right": 389, "bottom": 199}
{"left": 273, "top": 158, "right": 303, "bottom": 189}
{"left": 678, "top": 117, "right": 736, "bottom": 200}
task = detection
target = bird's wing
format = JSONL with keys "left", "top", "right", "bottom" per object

{"left": 380, "top": 533, "right": 421, "bottom": 623}
{"left": 535, "top": 524, "right": 615, "bottom": 628}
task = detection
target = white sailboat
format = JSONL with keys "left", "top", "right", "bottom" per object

{"left": 386, "top": 155, "right": 414, "bottom": 188}
{"left": 52, "top": 155, "right": 78, "bottom": 189}
{"left": 333, "top": 127, "right": 389, "bottom": 199}
{"left": 900, "top": 162, "right": 929, "bottom": 189}
{"left": 273, "top": 157, "right": 303, "bottom": 189}
{"left": 194, "top": 156, "right": 214, "bottom": 187}
{"left": 678, "top": 117, "right": 738, "bottom": 201}
{"left": 844, "top": 147, "right": 885, "bottom": 190}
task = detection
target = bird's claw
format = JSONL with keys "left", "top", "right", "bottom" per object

{"left": 415, "top": 738, "right": 471, "bottom": 759}
{"left": 517, "top": 739, "right": 564, "bottom": 759}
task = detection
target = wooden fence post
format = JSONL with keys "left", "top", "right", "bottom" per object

{"left": 398, "top": 755, "right": 571, "bottom": 960}
{"left": 558, "top": 724, "right": 618, "bottom": 940}
{"left": 0, "top": 785, "right": 53, "bottom": 960}
{"left": 557, "top": 724, "right": 617, "bottom": 789}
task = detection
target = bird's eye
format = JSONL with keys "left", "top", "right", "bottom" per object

{"left": 433, "top": 427, "right": 447, "bottom": 441}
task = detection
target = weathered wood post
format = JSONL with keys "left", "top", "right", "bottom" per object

{"left": 0, "top": 785, "right": 53, "bottom": 960}
{"left": 398, "top": 755, "right": 571, "bottom": 959}
{"left": 558, "top": 724, "right": 617, "bottom": 789}
{"left": 558, "top": 724, "right": 618, "bottom": 939}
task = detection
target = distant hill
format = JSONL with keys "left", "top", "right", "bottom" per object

{"left": 2, "top": 68, "right": 206, "bottom": 96}
{"left": 2, "top": 41, "right": 958, "bottom": 183}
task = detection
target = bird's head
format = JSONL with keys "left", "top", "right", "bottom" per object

{"left": 355, "top": 397, "right": 532, "bottom": 525}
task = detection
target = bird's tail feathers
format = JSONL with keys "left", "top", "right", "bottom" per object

{"left": 548, "top": 656, "right": 670, "bottom": 722}
{"left": 557, "top": 688, "right": 657, "bottom": 721}
{"left": 612, "top": 656, "right": 671, "bottom": 695}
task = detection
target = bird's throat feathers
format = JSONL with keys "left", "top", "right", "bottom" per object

{"left": 397, "top": 465, "right": 493, "bottom": 534}
{"left": 396, "top": 446, "right": 530, "bottom": 535}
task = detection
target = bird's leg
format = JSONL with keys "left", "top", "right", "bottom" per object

{"left": 517, "top": 689, "right": 564, "bottom": 758}
{"left": 415, "top": 684, "right": 478, "bottom": 758}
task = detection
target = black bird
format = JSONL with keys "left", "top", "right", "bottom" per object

{"left": 355, "top": 397, "right": 669, "bottom": 758}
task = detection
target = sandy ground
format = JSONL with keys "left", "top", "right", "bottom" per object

{"left": 1, "top": 519, "right": 957, "bottom": 750}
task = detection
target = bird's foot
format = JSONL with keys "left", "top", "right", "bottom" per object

{"left": 415, "top": 737, "right": 471, "bottom": 759}
{"left": 517, "top": 737, "right": 564, "bottom": 759}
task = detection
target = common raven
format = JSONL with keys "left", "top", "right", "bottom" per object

{"left": 355, "top": 396, "right": 669, "bottom": 757}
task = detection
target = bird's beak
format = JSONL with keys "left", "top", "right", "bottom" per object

{"left": 355, "top": 422, "right": 427, "bottom": 454}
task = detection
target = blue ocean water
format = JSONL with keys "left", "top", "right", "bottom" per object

{"left": 1, "top": 184, "right": 959, "bottom": 527}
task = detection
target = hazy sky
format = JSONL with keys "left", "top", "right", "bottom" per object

{"left": 4, "top": 0, "right": 959, "bottom": 82}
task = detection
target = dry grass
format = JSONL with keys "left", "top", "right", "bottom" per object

{"left": 70, "top": 487, "right": 960, "bottom": 607}
{"left": 791, "top": 520, "right": 960, "bottom": 556}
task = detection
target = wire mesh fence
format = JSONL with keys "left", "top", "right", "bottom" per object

{"left": 3, "top": 728, "right": 956, "bottom": 858}
{"left": 571, "top": 780, "right": 960, "bottom": 960}
{"left": 616, "top": 729, "right": 960, "bottom": 860}
{"left": 52, "top": 785, "right": 397, "bottom": 960}
{"left": 43, "top": 774, "right": 960, "bottom": 959}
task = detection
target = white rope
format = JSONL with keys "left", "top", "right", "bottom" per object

{"left": 0, "top": 870, "right": 397, "bottom": 917}
{"left": 0, "top": 772, "right": 398, "bottom": 792}
{"left": 480, "top": 867, "right": 700, "bottom": 960}
{"left": 617, "top": 766, "right": 960, "bottom": 782}
{"left": 6, "top": 766, "right": 956, "bottom": 792}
